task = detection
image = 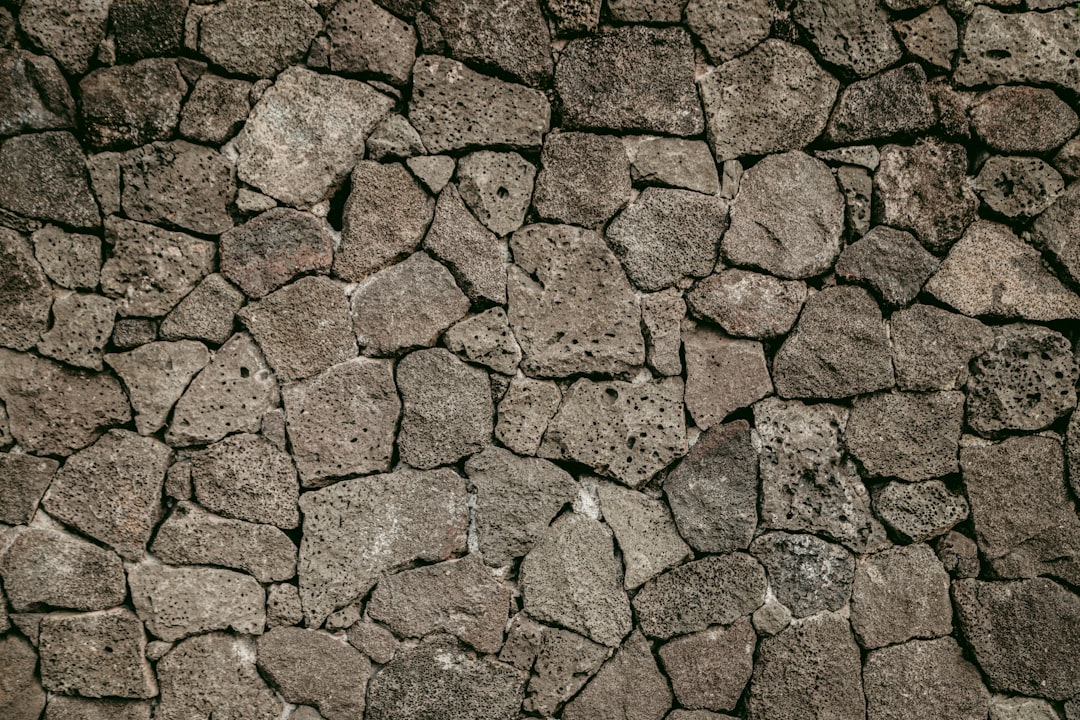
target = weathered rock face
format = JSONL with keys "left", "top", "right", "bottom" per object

{"left": 0, "top": 527, "right": 126, "bottom": 612}
{"left": 687, "top": 270, "right": 806, "bottom": 339}
{"left": 0, "top": 131, "right": 100, "bottom": 228}
{"left": 660, "top": 618, "right": 755, "bottom": 713}
{"left": 534, "top": 131, "right": 631, "bottom": 229}
{"left": 956, "top": 8, "right": 1080, "bottom": 93}
{"left": 863, "top": 638, "right": 990, "bottom": 720}
{"left": 971, "top": 86, "right": 1078, "bottom": 154}
{"left": 128, "top": 564, "right": 265, "bottom": 642}
{"left": 562, "top": 631, "right": 672, "bottom": 720}
{"left": 0, "top": 452, "right": 58, "bottom": 524}
{"left": 199, "top": 0, "right": 322, "bottom": 77}
{"left": 751, "top": 532, "right": 854, "bottom": 618}
{"left": 0, "top": 227, "right": 53, "bottom": 351}
{"left": 597, "top": 482, "right": 691, "bottom": 589}
{"left": 792, "top": 0, "right": 901, "bottom": 77}
{"left": 39, "top": 608, "right": 157, "bottom": 699}
{"left": 873, "top": 480, "right": 969, "bottom": 543}
{"left": 834, "top": 226, "right": 939, "bottom": 307}
{"left": 683, "top": 327, "right": 772, "bottom": 430}
{"left": 845, "top": 391, "right": 964, "bottom": 481}
{"left": 189, "top": 432, "right": 300, "bottom": 528}
{"left": 79, "top": 60, "right": 186, "bottom": 151}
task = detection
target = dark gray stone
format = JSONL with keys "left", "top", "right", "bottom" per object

{"left": 687, "top": 270, "right": 806, "bottom": 339}
{"left": 159, "top": 273, "right": 245, "bottom": 345}
{"left": 845, "top": 391, "right": 964, "bottom": 481}
{"left": 0, "top": 527, "right": 126, "bottom": 612}
{"left": 423, "top": 184, "right": 506, "bottom": 304}
{"left": 0, "top": 131, "right": 99, "bottom": 229}
{"left": 443, "top": 308, "right": 522, "bottom": 375}
{"left": 893, "top": 6, "right": 959, "bottom": 72}
{"left": 0, "top": 452, "right": 57, "bottom": 524}
{"left": 128, "top": 564, "right": 264, "bottom": 642}
{"left": 455, "top": 151, "right": 535, "bottom": 236}
{"left": 597, "top": 482, "right": 691, "bottom": 590}
{"left": 495, "top": 376, "right": 561, "bottom": 456}
{"left": 863, "top": 638, "right": 990, "bottom": 720}
{"left": 37, "top": 292, "right": 113, "bottom": 371}
{"left": 641, "top": 290, "right": 684, "bottom": 376}
{"left": 970, "top": 86, "right": 1078, "bottom": 154}
{"left": 685, "top": 0, "right": 773, "bottom": 64}
{"left": 1029, "top": 179, "right": 1080, "bottom": 287}
{"left": 826, "top": 64, "right": 935, "bottom": 143}
{"left": 111, "top": 0, "right": 187, "bottom": 59}
{"left": 257, "top": 627, "right": 371, "bottom": 720}
{"left": 792, "top": 0, "right": 901, "bottom": 77}
{"left": 198, "top": 0, "right": 322, "bottom": 77}
{"left": 659, "top": 618, "right": 755, "bottom": 713}
{"left": 533, "top": 131, "right": 631, "bottom": 229}
{"left": 956, "top": 8, "right": 1080, "bottom": 94}
{"left": 975, "top": 156, "right": 1063, "bottom": 218}
{"left": 30, "top": 225, "right": 100, "bottom": 291}
{"left": 683, "top": 326, "right": 772, "bottom": 430}
{"left": 79, "top": 60, "right": 186, "bottom": 150}
{"left": 190, "top": 432, "right": 299, "bottom": 529}
{"left": 19, "top": 0, "right": 108, "bottom": 75}
{"left": 562, "top": 631, "right": 671, "bottom": 720}
{"left": 0, "top": 228, "right": 52, "bottom": 352}
{"left": 834, "top": 226, "right": 940, "bottom": 307}
{"left": 626, "top": 136, "right": 720, "bottom": 195}
{"left": 220, "top": 208, "right": 333, "bottom": 299}
{"left": 873, "top": 480, "right": 970, "bottom": 543}
{"left": 750, "top": 532, "right": 854, "bottom": 618}
{"left": 0, "top": 49, "right": 74, "bottom": 137}
{"left": 43, "top": 697, "right": 152, "bottom": 720}
{"left": 326, "top": 0, "right": 417, "bottom": 85}
{"left": 0, "top": 635, "right": 44, "bottom": 720}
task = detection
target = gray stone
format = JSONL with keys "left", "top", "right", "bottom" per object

{"left": 444, "top": 308, "right": 521, "bottom": 375}
{"left": 368, "top": 555, "right": 510, "bottom": 653}
{"left": 407, "top": 156, "right": 454, "bottom": 194}
{"left": 298, "top": 467, "right": 468, "bottom": 627}
{"left": 1029, "top": 179, "right": 1080, "bottom": 287}
{"left": 152, "top": 501, "right": 296, "bottom": 583}
{"left": 495, "top": 376, "right": 561, "bottom": 456}
{"left": 0, "top": 527, "right": 126, "bottom": 612}
{"left": 874, "top": 139, "right": 979, "bottom": 252}
{"left": 835, "top": 164, "right": 872, "bottom": 237}
{"left": 326, "top": 0, "right": 416, "bottom": 85}
{"left": 0, "top": 452, "right": 57, "bottom": 524}
{"left": 863, "top": 637, "right": 990, "bottom": 720}
{"left": 607, "top": 188, "right": 727, "bottom": 292}
{"left": 975, "top": 156, "right": 1063, "bottom": 218}
{"left": 38, "top": 293, "right": 114, "bottom": 371}
{"left": 641, "top": 290, "right": 684, "bottom": 376}
{"left": 111, "top": 0, "right": 186, "bottom": 60}
{"left": 747, "top": 612, "right": 864, "bottom": 720}
{"left": 517, "top": 623, "right": 608, "bottom": 715}
{"left": 936, "top": 530, "right": 980, "bottom": 579}
{"left": 626, "top": 136, "right": 719, "bottom": 195}
{"left": 685, "top": 0, "right": 773, "bottom": 64}
{"left": 508, "top": 224, "right": 644, "bottom": 377}
{"left": 85, "top": 151, "right": 121, "bottom": 216}
{"left": 266, "top": 584, "right": 303, "bottom": 629}
{"left": 456, "top": 151, "right": 536, "bottom": 236}
{"left": 834, "top": 226, "right": 940, "bottom": 307}
{"left": 80, "top": 60, "right": 187, "bottom": 150}
{"left": 219, "top": 209, "right": 333, "bottom": 299}
{"left": 110, "top": 318, "right": 158, "bottom": 350}
{"left": 18, "top": 0, "right": 108, "bottom": 74}
{"left": 365, "top": 114, "right": 425, "bottom": 161}
{"left": 814, "top": 145, "right": 881, "bottom": 169}
{"left": 793, "top": 0, "right": 901, "bottom": 77}
{"left": 687, "top": 269, "right": 806, "bottom": 339}
{"left": 347, "top": 622, "right": 398, "bottom": 664}
{"left": 0, "top": 228, "right": 51, "bottom": 352}
{"left": 410, "top": 55, "right": 550, "bottom": 153}
{"left": 44, "top": 697, "right": 152, "bottom": 720}
{"left": 873, "top": 480, "right": 969, "bottom": 543}
{"left": 956, "top": 8, "right": 1080, "bottom": 93}
{"left": 972, "top": 86, "right": 1079, "bottom": 154}
{"left": 659, "top": 618, "right": 755, "bottom": 712}
{"left": 556, "top": 26, "right": 703, "bottom": 136}
{"left": 156, "top": 632, "right": 283, "bottom": 720}
{"left": 39, "top": 608, "right": 156, "bottom": 699}
{"left": 683, "top": 327, "right": 772, "bottom": 430}
{"left": 336, "top": 161, "right": 434, "bottom": 283}
{"left": 0, "top": 350, "right": 130, "bottom": 456}
{"left": 540, "top": 377, "right": 686, "bottom": 488}
{"left": 893, "top": 6, "right": 959, "bottom": 72}
{"left": 234, "top": 67, "right": 394, "bottom": 206}
{"left": 198, "top": 0, "right": 321, "bottom": 77}
{"left": 324, "top": 605, "right": 360, "bottom": 633}
{"left": 257, "top": 628, "right": 371, "bottom": 720}
{"left": 890, "top": 304, "right": 995, "bottom": 391}
{"left": 755, "top": 397, "right": 888, "bottom": 552}
{"left": 845, "top": 391, "right": 964, "bottom": 481}
{"left": 282, "top": 357, "right": 399, "bottom": 485}
{"left": 750, "top": 532, "right": 854, "bottom": 618}
{"left": 562, "top": 631, "right": 672, "bottom": 720}
{"left": 520, "top": 513, "right": 632, "bottom": 647}
{"left": 953, "top": 578, "right": 1080, "bottom": 700}
{"left": 0, "top": 131, "right": 99, "bottom": 229}
{"left": 967, "top": 325, "right": 1078, "bottom": 436}
{"left": 128, "top": 564, "right": 264, "bottom": 642}
{"left": 826, "top": 64, "right": 935, "bottom": 144}
{"left": 632, "top": 554, "right": 766, "bottom": 639}
{"left": 752, "top": 599, "right": 791, "bottom": 638}
{"left": 43, "top": 430, "right": 171, "bottom": 560}
{"left": 533, "top": 131, "right": 631, "bottom": 228}
{"left": 159, "top": 273, "right": 246, "bottom": 345}
{"left": 546, "top": 0, "right": 601, "bottom": 34}
{"left": 772, "top": 286, "right": 894, "bottom": 399}
{"left": 101, "top": 217, "right": 215, "bottom": 318}
{"left": 962, "top": 434, "right": 1080, "bottom": 586}
{"left": 167, "top": 333, "right": 280, "bottom": 447}
{"left": 190, "top": 432, "right": 299, "bottom": 529}
{"left": 989, "top": 696, "right": 1060, "bottom": 720}
{"left": 424, "top": 184, "right": 506, "bottom": 303}
{"left": 723, "top": 151, "right": 843, "bottom": 279}
{"left": 606, "top": 0, "right": 684, "bottom": 21}
{"left": 0, "top": 49, "right": 74, "bottom": 136}
{"left": 366, "top": 635, "right": 526, "bottom": 720}
{"left": 31, "top": 225, "right": 100, "bottom": 291}
{"left": 598, "top": 482, "right": 691, "bottom": 590}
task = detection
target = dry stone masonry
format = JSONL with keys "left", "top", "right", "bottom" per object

{"left": 2, "top": 1, "right": 1080, "bottom": 719}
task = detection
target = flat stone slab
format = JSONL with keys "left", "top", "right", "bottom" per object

{"left": 39, "top": 608, "right": 157, "bottom": 699}
{"left": 0, "top": 527, "right": 126, "bottom": 612}
{"left": 128, "top": 564, "right": 265, "bottom": 641}
{"left": 256, "top": 627, "right": 371, "bottom": 720}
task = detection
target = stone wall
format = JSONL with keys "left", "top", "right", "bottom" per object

{"left": 1, "top": 1, "right": 1079, "bottom": 719}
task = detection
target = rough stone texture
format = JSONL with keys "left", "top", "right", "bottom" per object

{"left": 890, "top": 304, "right": 995, "bottom": 391}
{"left": 0, "top": 527, "right": 126, "bottom": 612}
{"left": 659, "top": 618, "right": 755, "bottom": 712}
{"left": 533, "top": 131, "right": 631, "bottom": 229}
{"left": 685, "top": 330, "right": 770, "bottom": 434}
{"left": 179, "top": 74, "right": 252, "bottom": 145}
{"left": 0, "top": 131, "right": 99, "bottom": 229}
{"left": 834, "top": 226, "right": 940, "bottom": 307}
{"left": 687, "top": 270, "right": 806, "bottom": 339}
{"left": 772, "top": 286, "right": 895, "bottom": 400}
{"left": 79, "top": 60, "right": 186, "bottom": 150}
{"left": 198, "top": 0, "right": 321, "bottom": 77}
{"left": 0, "top": 49, "right": 74, "bottom": 137}
{"left": 42, "top": 697, "right": 152, "bottom": 720}
{"left": 685, "top": 0, "right": 773, "bottom": 64}
{"left": 31, "top": 225, "right": 100, "bottom": 291}
{"left": 863, "top": 638, "right": 990, "bottom": 720}
{"left": 641, "top": 290, "right": 684, "bottom": 376}
{"left": 540, "top": 377, "right": 686, "bottom": 488}
{"left": 105, "top": 342, "right": 209, "bottom": 435}
{"left": 698, "top": 41, "right": 838, "bottom": 161}
{"left": 37, "top": 292, "right": 114, "bottom": 370}
{"left": 975, "top": 156, "right": 1063, "bottom": 219}
{"left": 826, "top": 64, "right": 936, "bottom": 143}
{"left": 632, "top": 553, "right": 766, "bottom": 639}
{"left": 190, "top": 432, "right": 300, "bottom": 529}
{"left": 282, "top": 357, "right": 399, "bottom": 485}
{"left": 562, "top": 631, "right": 672, "bottom": 720}
{"left": 792, "top": 0, "right": 901, "bottom": 77}
{"left": 1029, "top": 179, "right": 1080, "bottom": 287}
{"left": 722, "top": 151, "right": 843, "bottom": 280}
{"left": 495, "top": 376, "right": 561, "bottom": 456}
{"left": 159, "top": 274, "right": 246, "bottom": 345}
{"left": 423, "top": 184, "right": 507, "bottom": 304}
{"left": 443, "top": 308, "right": 522, "bottom": 375}
{"left": 347, "top": 622, "right": 398, "bottom": 664}
{"left": 456, "top": 151, "right": 536, "bottom": 235}
{"left": 970, "top": 85, "right": 1078, "bottom": 154}
{"left": 597, "top": 482, "right": 691, "bottom": 589}
{"left": 626, "top": 136, "right": 719, "bottom": 195}
{"left": 298, "top": 467, "right": 468, "bottom": 627}
{"left": 0, "top": 227, "right": 53, "bottom": 351}
{"left": 956, "top": 8, "right": 1080, "bottom": 93}
{"left": 845, "top": 391, "right": 963, "bottom": 481}
{"left": 0, "top": 635, "right": 43, "bottom": 720}
{"left": 256, "top": 627, "right": 371, "bottom": 720}
{"left": 326, "top": 0, "right": 417, "bottom": 85}
{"left": 19, "top": 0, "right": 108, "bottom": 75}
{"left": 750, "top": 532, "right": 854, "bottom": 618}
{"left": 873, "top": 480, "right": 969, "bottom": 543}
{"left": 108, "top": 0, "right": 185, "bottom": 59}
{"left": 0, "top": 452, "right": 57, "bottom": 524}
{"left": 266, "top": 584, "right": 303, "bottom": 629}
{"left": 509, "top": 621, "right": 608, "bottom": 716}
{"left": 893, "top": 6, "right": 958, "bottom": 72}
{"left": 128, "top": 564, "right": 265, "bottom": 642}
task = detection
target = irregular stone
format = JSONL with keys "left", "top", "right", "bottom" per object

{"left": 962, "top": 435, "right": 1080, "bottom": 585}
{"left": 266, "top": 584, "right": 303, "bottom": 629}
{"left": 347, "top": 622, "right": 398, "bottom": 663}
{"left": 755, "top": 397, "right": 888, "bottom": 552}
{"left": 546, "top": 0, "right": 601, "bottom": 34}
{"left": 152, "top": 501, "right": 295, "bottom": 583}
{"left": 44, "top": 697, "right": 152, "bottom": 720}
{"left": 971, "top": 86, "right": 1079, "bottom": 154}
{"left": 105, "top": 342, "right": 208, "bottom": 435}
{"left": 0, "top": 527, "right": 125, "bottom": 612}
{"left": 120, "top": 141, "right": 233, "bottom": 236}
{"left": 518, "top": 624, "right": 607, "bottom": 715}
{"left": 975, "top": 156, "right": 1063, "bottom": 218}
{"left": 641, "top": 290, "right": 684, "bottom": 376}
{"left": 80, "top": 60, "right": 186, "bottom": 150}
{"left": 990, "top": 696, "right": 1060, "bottom": 720}
{"left": 424, "top": 184, "right": 506, "bottom": 303}
{"left": 456, "top": 151, "right": 535, "bottom": 236}
{"left": 850, "top": 544, "right": 952, "bottom": 649}
{"left": 863, "top": 637, "right": 990, "bottom": 720}
{"left": 84, "top": 151, "right": 121, "bottom": 215}
{"left": 18, "top": 0, "right": 108, "bottom": 74}
{"left": 633, "top": 554, "right": 766, "bottom": 639}
{"left": 0, "top": 350, "right": 130, "bottom": 456}
{"left": 874, "top": 139, "right": 979, "bottom": 252}
{"left": 282, "top": 357, "right": 399, "bottom": 485}
{"left": 626, "top": 136, "right": 719, "bottom": 195}
{"left": 540, "top": 377, "right": 686, "bottom": 488}
{"left": 0, "top": 49, "right": 74, "bottom": 136}
{"left": 508, "top": 223, "right": 644, "bottom": 377}
{"left": 0, "top": 452, "right": 57, "bottom": 524}
{"left": 495, "top": 376, "right": 561, "bottom": 456}
{"left": 443, "top": 308, "right": 521, "bottom": 375}
{"left": 110, "top": 318, "right": 157, "bottom": 350}
{"left": 967, "top": 325, "right": 1078, "bottom": 436}
{"left": 298, "top": 467, "right": 467, "bottom": 626}
{"left": 953, "top": 578, "right": 1080, "bottom": 700}
{"left": 366, "top": 635, "right": 526, "bottom": 720}
{"left": 190, "top": 432, "right": 299, "bottom": 528}
{"left": 39, "top": 609, "right": 156, "bottom": 699}
{"left": 606, "top": 0, "right": 683, "bottom": 21}
{"left": 835, "top": 164, "right": 872, "bottom": 237}
{"left": 698, "top": 41, "right": 838, "bottom": 161}
{"left": 826, "top": 64, "right": 935, "bottom": 144}
{"left": 834, "top": 226, "right": 939, "bottom": 307}
{"left": 166, "top": 333, "right": 280, "bottom": 446}
{"left": 685, "top": 0, "right": 773, "bottom": 64}
{"left": 556, "top": 26, "right": 703, "bottom": 136}
{"left": 772, "top": 286, "right": 894, "bottom": 399}
{"left": 101, "top": 217, "right": 215, "bottom": 318}
{"left": 659, "top": 618, "right": 755, "bottom": 712}
{"left": 256, "top": 628, "right": 370, "bottom": 720}
{"left": 179, "top": 74, "right": 252, "bottom": 145}
{"left": 956, "top": 8, "right": 1080, "bottom": 93}
{"left": 722, "top": 151, "right": 843, "bottom": 279}
{"left": 336, "top": 161, "right": 434, "bottom": 282}
{"left": 198, "top": 0, "right": 321, "bottom": 77}
{"left": 0, "top": 228, "right": 51, "bottom": 351}
{"left": 683, "top": 327, "right": 771, "bottom": 430}
{"left": 156, "top": 632, "right": 283, "bottom": 720}
{"left": 368, "top": 555, "right": 509, "bottom": 653}
{"left": 752, "top": 597, "right": 792, "bottom": 638}
{"left": 326, "top": 0, "right": 416, "bottom": 85}
{"left": 533, "top": 131, "right": 631, "bottom": 228}
{"left": 793, "top": 0, "right": 900, "bottom": 76}
{"left": 890, "top": 304, "right": 995, "bottom": 391}
{"left": 874, "top": 480, "right": 969, "bottom": 543}
{"left": 324, "top": 605, "right": 360, "bottom": 633}
{"left": 1029, "top": 179, "right": 1080, "bottom": 287}
{"left": 31, "top": 225, "right": 99, "bottom": 291}
{"left": 111, "top": 0, "right": 186, "bottom": 60}
{"left": 815, "top": 145, "right": 881, "bottom": 169}
{"left": 846, "top": 391, "right": 963, "bottom": 481}
{"left": 37, "top": 293, "right": 113, "bottom": 371}
{"left": 407, "top": 155, "right": 454, "bottom": 193}
{"left": 410, "top": 55, "right": 550, "bottom": 153}
{"left": 562, "top": 631, "right": 671, "bottom": 720}
{"left": 396, "top": 348, "right": 492, "bottom": 469}
{"left": 235, "top": 67, "right": 394, "bottom": 206}
{"left": 159, "top": 273, "right": 245, "bottom": 345}
{"left": 0, "top": 131, "right": 99, "bottom": 228}
{"left": 936, "top": 530, "right": 980, "bottom": 579}
{"left": 750, "top": 532, "right": 853, "bottom": 618}
{"left": 367, "top": 115, "right": 425, "bottom": 162}
{"left": 128, "top": 564, "right": 264, "bottom": 642}
{"left": 687, "top": 270, "right": 805, "bottom": 339}
{"left": 598, "top": 482, "right": 691, "bottom": 589}
{"left": 607, "top": 188, "right": 727, "bottom": 292}
{"left": 893, "top": 6, "right": 958, "bottom": 72}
